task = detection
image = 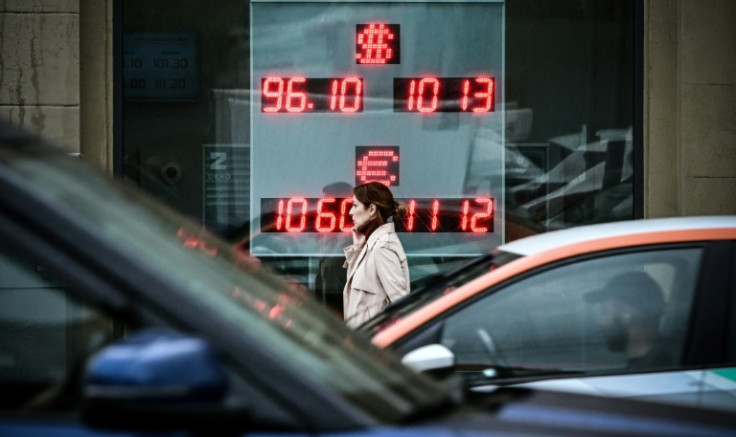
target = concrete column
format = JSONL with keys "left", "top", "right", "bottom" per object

{"left": 644, "top": 0, "right": 679, "bottom": 217}
{"left": 645, "top": 0, "right": 736, "bottom": 216}
{"left": 0, "top": 0, "right": 80, "bottom": 150}
{"left": 80, "top": 0, "right": 113, "bottom": 173}
{"left": 679, "top": 0, "right": 736, "bottom": 215}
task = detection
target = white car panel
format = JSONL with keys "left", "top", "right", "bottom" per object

{"left": 499, "top": 216, "right": 736, "bottom": 256}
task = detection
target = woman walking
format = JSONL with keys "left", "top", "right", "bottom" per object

{"left": 343, "top": 182, "right": 410, "bottom": 328}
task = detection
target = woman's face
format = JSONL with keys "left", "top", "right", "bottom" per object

{"left": 350, "top": 195, "right": 373, "bottom": 230}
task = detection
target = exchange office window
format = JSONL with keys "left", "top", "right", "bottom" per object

{"left": 118, "top": 0, "right": 639, "bottom": 311}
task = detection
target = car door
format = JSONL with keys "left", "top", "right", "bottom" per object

{"left": 688, "top": 239, "right": 736, "bottom": 410}
{"left": 0, "top": 243, "right": 145, "bottom": 437}
{"left": 396, "top": 242, "right": 734, "bottom": 410}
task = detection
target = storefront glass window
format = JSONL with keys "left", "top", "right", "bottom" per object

{"left": 119, "top": 0, "right": 638, "bottom": 311}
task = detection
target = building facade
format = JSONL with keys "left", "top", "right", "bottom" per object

{"left": 1, "top": 0, "right": 734, "bottom": 292}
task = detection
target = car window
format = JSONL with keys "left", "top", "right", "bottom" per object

{"left": 0, "top": 246, "right": 123, "bottom": 413}
{"left": 440, "top": 247, "right": 702, "bottom": 383}
{"left": 362, "top": 251, "right": 521, "bottom": 333}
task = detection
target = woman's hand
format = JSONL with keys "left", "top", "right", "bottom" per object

{"left": 352, "top": 226, "right": 366, "bottom": 247}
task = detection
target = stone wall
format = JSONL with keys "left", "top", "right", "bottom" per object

{"left": 0, "top": 0, "right": 80, "bottom": 151}
{"left": 646, "top": 0, "right": 736, "bottom": 216}
{"left": 679, "top": 0, "right": 736, "bottom": 215}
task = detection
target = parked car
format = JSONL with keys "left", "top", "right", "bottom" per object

{"left": 363, "top": 216, "right": 736, "bottom": 412}
{"left": 1, "top": 119, "right": 735, "bottom": 436}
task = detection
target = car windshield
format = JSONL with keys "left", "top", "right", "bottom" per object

{"left": 360, "top": 251, "right": 521, "bottom": 334}
{"left": 0, "top": 140, "right": 450, "bottom": 422}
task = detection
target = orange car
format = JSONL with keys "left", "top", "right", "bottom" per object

{"left": 362, "top": 216, "right": 736, "bottom": 412}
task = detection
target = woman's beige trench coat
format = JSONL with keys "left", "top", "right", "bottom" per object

{"left": 343, "top": 222, "right": 410, "bottom": 328}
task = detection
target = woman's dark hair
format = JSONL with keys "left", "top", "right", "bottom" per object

{"left": 353, "top": 182, "right": 406, "bottom": 237}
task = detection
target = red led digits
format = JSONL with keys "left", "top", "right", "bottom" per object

{"left": 419, "top": 78, "right": 439, "bottom": 113}
{"left": 285, "top": 77, "right": 307, "bottom": 112}
{"left": 407, "top": 80, "right": 416, "bottom": 110}
{"left": 339, "top": 198, "right": 354, "bottom": 232}
{"left": 263, "top": 77, "right": 284, "bottom": 112}
{"left": 471, "top": 197, "right": 494, "bottom": 232}
{"left": 330, "top": 80, "right": 339, "bottom": 110}
{"left": 285, "top": 197, "right": 307, "bottom": 232}
{"left": 263, "top": 77, "right": 307, "bottom": 113}
{"left": 405, "top": 200, "right": 417, "bottom": 231}
{"left": 276, "top": 199, "right": 285, "bottom": 230}
{"left": 261, "top": 77, "right": 363, "bottom": 113}
{"left": 407, "top": 78, "right": 440, "bottom": 112}
{"left": 430, "top": 200, "right": 440, "bottom": 232}
{"left": 460, "top": 80, "right": 471, "bottom": 111}
{"left": 356, "top": 24, "right": 400, "bottom": 65}
{"left": 330, "top": 77, "right": 362, "bottom": 113}
{"left": 461, "top": 197, "right": 494, "bottom": 232}
{"left": 394, "top": 77, "right": 496, "bottom": 113}
{"left": 461, "top": 200, "right": 470, "bottom": 231}
{"left": 341, "top": 77, "right": 362, "bottom": 112}
{"left": 471, "top": 78, "right": 494, "bottom": 113}
{"left": 264, "top": 197, "right": 493, "bottom": 233}
{"left": 356, "top": 146, "right": 400, "bottom": 186}
{"left": 270, "top": 197, "right": 352, "bottom": 233}
{"left": 315, "top": 197, "right": 337, "bottom": 233}
{"left": 263, "top": 76, "right": 493, "bottom": 113}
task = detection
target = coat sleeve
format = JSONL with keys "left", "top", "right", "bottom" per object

{"left": 373, "top": 244, "right": 409, "bottom": 303}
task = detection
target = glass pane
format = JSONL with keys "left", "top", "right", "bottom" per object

{"left": 505, "top": 0, "right": 635, "bottom": 235}
{"left": 120, "top": 0, "right": 636, "bottom": 316}
{"left": 441, "top": 248, "right": 701, "bottom": 381}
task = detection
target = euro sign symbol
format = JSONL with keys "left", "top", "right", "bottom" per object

{"left": 356, "top": 149, "right": 398, "bottom": 186}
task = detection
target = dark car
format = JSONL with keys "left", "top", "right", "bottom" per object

{"left": 1, "top": 119, "right": 735, "bottom": 436}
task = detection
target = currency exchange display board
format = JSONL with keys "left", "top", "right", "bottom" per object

{"left": 250, "top": 0, "right": 505, "bottom": 256}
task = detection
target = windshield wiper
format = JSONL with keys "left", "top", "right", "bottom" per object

{"left": 411, "top": 254, "right": 495, "bottom": 293}
{"left": 382, "top": 254, "right": 495, "bottom": 312}
{"left": 463, "top": 366, "right": 586, "bottom": 386}
{"left": 360, "top": 254, "right": 498, "bottom": 331}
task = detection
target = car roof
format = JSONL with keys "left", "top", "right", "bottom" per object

{"left": 373, "top": 216, "right": 736, "bottom": 348}
{"left": 499, "top": 216, "right": 736, "bottom": 256}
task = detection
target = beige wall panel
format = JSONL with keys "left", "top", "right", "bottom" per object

{"left": 80, "top": 0, "right": 113, "bottom": 174}
{"left": 0, "top": 1, "right": 79, "bottom": 13}
{"left": 0, "top": 106, "right": 79, "bottom": 151}
{"left": 681, "top": 84, "right": 736, "bottom": 178}
{"left": 644, "top": 0, "right": 680, "bottom": 218}
{"left": 682, "top": 177, "right": 736, "bottom": 215}
{"left": 680, "top": 0, "right": 736, "bottom": 85}
{"left": 0, "top": 13, "right": 79, "bottom": 105}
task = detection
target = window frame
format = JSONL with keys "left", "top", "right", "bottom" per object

{"left": 110, "top": 0, "right": 646, "bottom": 230}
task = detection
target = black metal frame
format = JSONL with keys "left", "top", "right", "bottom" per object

{"left": 113, "top": 0, "right": 124, "bottom": 178}
{"left": 633, "top": 0, "right": 644, "bottom": 218}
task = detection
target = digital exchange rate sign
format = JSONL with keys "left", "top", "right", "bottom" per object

{"left": 250, "top": 0, "right": 505, "bottom": 256}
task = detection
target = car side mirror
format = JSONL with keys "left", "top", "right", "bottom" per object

{"left": 401, "top": 344, "right": 455, "bottom": 375}
{"left": 82, "top": 329, "right": 247, "bottom": 431}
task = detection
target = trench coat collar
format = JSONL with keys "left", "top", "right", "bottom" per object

{"left": 365, "top": 222, "right": 396, "bottom": 249}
